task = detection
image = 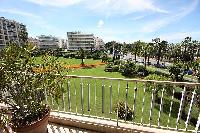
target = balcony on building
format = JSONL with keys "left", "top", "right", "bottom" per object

{"left": 28, "top": 75, "right": 200, "bottom": 133}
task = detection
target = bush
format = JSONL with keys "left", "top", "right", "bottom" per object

{"left": 92, "top": 52, "right": 102, "bottom": 60}
{"left": 120, "top": 61, "right": 137, "bottom": 77}
{"left": 135, "top": 65, "right": 148, "bottom": 76}
{"left": 105, "top": 63, "right": 114, "bottom": 72}
{"left": 114, "top": 60, "right": 121, "bottom": 65}
{"left": 106, "top": 57, "right": 113, "bottom": 62}
{"left": 114, "top": 101, "right": 133, "bottom": 121}
{"left": 144, "top": 74, "right": 173, "bottom": 103}
{"left": 86, "top": 54, "right": 92, "bottom": 59}
{"left": 112, "top": 65, "right": 119, "bottom": 72}
{"left": 169, "top": 63, "right": 185, "bottom": 81}
{"left": 104, "top": 63, "right": 119, "bottom": 72}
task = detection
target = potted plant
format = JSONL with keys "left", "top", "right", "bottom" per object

{"left": 0, "top": 43, "right": 66, "bottom": 133}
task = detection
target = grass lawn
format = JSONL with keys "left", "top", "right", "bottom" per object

{"left": 36, "top": 57, "right": 197, "bottom": 131}
{"left": 34, "top": 56, "right": 101, "bottom": 65}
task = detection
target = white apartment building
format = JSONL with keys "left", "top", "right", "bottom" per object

{"left": 67, "top": 32, "right": 95, "bottom": 51}
{"left": 59, "top": 39, "right": 67, "bottom": 49}
{"left": 0, "top": 17, "right": 27, "bottom": 48}
{"left": 37, "top": 35, "right": 59, "bottom": 50}
{"left": 94, "top": 37, "right": 104, "bottom": 50}
{"left": 28, "top": 37, "right": 38, "bottom": 47}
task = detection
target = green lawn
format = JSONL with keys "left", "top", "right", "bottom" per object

{"left": 36, "top": 57, "right": 197, "bottom": 131}
{"left": 34, "top": 56, "right": 101, "bottom": 65}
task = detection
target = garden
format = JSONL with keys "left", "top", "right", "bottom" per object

{"left": 1, "top": 39, "right": 200, "bottom": 132}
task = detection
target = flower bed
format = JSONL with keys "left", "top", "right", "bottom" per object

{"left": 33, "top": 62, "right": 106, "bottom": 72}
{"left": 65, "top": 62, "right": 106, "bottom": 69}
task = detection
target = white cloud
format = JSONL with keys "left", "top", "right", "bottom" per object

{"left": 141, "top": 0, "right": 199, "bottom": 33}
{"left": 0, "top": 8, "right": 64, "bottom": 38}
{"left": 26, "top": 0, "right": 83, "bottom": 7}
{"left": 87, "top": 0, "right": 168, "bottom": 16}
{"left": 159, "top": 31, "right": 200, "bottom": 42}
{"left": 26, "top": 0, "right": 168, "bottom": 15}
{"left": 131, "top": 15, "right": 145, "bottom": 21}
{"left": 97, "top": 19, "right": 104, "bottom": 28}
{"left": 0, "top": 8, "right": 39, "bottom": 18}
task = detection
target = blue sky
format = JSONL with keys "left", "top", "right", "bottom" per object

{"left": 0, "top": 0, "right": 200, "bottom": 43}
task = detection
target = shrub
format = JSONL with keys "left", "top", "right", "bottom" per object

{"left": 169, "top": 63, "right": 185, "bottom": 81}
{"left": 144, "top": 74, "right": 172, "bottom": 103}
{"left": 92, "top": 52, "right": 102, "bottom": 60}
{"left": 114, "top": 101, "right": 133, "bottom": 121}
{"left": 120, "top": 61, "right": 137, "bottom": 77}
{"left": 107, "top": 57, "right": 113, "bottom": 62}
{"left": 112, "top": 65, "right": 119, "bottom": 72}
{"left": 104, "top": 63, "right": 114, "bottom": 72}
{"left": 101, "top": 54, "right": 108, "bottom": 62}
{"left": 86, "top": 54, "right": 92, "bottom": 59}
{"left": 114, "top": 60, "right": 121, "bottom": 65}
{"left": 135, "top": 65, "right": 148, "bottom": 76}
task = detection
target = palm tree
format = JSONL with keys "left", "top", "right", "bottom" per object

{"left": 140, "top": 43, "right": 148, "bottom": 67}
{"left": 147, "top": 42, "right": 154, "bottom": 65}
{"left": 131, "top": 40, "right": 142, "bottom": 63}
{"left": 152, "top": 38, "right": 168, "bottom": 65}
{"left": 78, "top": 48, "right": 85, "bottom": 66}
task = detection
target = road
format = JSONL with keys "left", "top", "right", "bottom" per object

{"left": 122, "top": 53, "right": 172, "bottom": 67}
{"left": 122, "top": 53, "right": 198, "bottom": 82}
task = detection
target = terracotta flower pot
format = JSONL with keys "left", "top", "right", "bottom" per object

{"left": 0, "top": 126, "right": 12, "bottom": 133}
{"left": 12, "top": 109, "right": 50, "bottom": 133}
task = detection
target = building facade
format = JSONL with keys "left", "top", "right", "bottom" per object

{"left": 67, "top": 32, "right": 95, "bottom": 51}
{"left": 94, "top": 37, "right": 104, "bottom": 50}
{"left": 0, "top": 17, "right": 27, "bottom": 49}
{"left": 37, "top": 35, "right": 59, "bottom": 50}
{"left": 28, "top": 37, "right": 38, "bottom": 47}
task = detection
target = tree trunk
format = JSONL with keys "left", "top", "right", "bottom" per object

{"left": 81, "top": 58, "right": 84, "bottom": 66}
{"left": 157, "top": 56, "right": 160, "bottom": 65}
{"left": 144, "top": 55, "right": 147, "bottom": 68}
{"left": 135, "top": 53, "right": 137, "bottom": 63}
{"left": 147, "top": 56, "right": 150, "bottom": 66}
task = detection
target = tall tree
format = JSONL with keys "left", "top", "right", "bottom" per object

{"left": 152, "top": 38, "right": 168, "bottom": 65}
{"left": 78, "top": 48, "right": 86, "bottom": 66}
{"left": 140, "top": 43, "right": 148, "bottom": 67}
{"left": 131, "top": 40, "right": 143, "bottom": 63}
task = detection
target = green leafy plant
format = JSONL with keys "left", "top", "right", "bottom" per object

{"left": 120, "top": 61, "right": 137, "bottom": 77}
{"left": 114, "top": 101, "right": 133, "bottom": 121}
{"left": 144, "top": 74, "right": 172, "bottom": 103}
{"left": 0, "top": 108, "right": 11, "bottom": 131}
{"left": 169, "top": 62, "right": 185, "bottom": 81}
{"left": 0, "top": 43, "right": 66, "bottom": 128}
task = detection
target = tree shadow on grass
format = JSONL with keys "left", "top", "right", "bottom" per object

{"left": 155, "top": 97, "right": 199, "bottom": 127}
{"left": 154, "top": 97, "right": 180, "bottom": 118}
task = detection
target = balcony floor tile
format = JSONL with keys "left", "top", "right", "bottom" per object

{"left": 48, "top": 123, "right": 100, "bottom": 133}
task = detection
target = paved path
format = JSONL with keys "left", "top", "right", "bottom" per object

{"left": 48, "top": 123, "right": 99, "bottom": 133}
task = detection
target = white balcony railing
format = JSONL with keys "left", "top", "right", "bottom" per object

{"left": 46, "top": 75, "right": 200, "bottom": 133}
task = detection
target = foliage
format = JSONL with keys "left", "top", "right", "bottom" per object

{"left": 78, "top": 48, "right": 86, "bottom": 65}
{"left": 101, "top": 54, "right": 108, "bottom": 62}
{"left": 0, "top": 108, "right": 10, "bottom": 130}
{"left": 104, "top": 63, "right": 119, "bottom": 72}
{"left": 135, "top": 65, "right": 148, "bottom": 76}
{"left": 104, "top": 41, "right": 122, "bottom": 54}
{"left": 144, "top": 74, "right": 173, "bottom": 103}
{"left": 169, "top": 63, "right": 185, "bottom": 81}
{"left": 152, "top": 38, "right": 168, "bottom": 65}
{"left": 120, "top": 61, "right": 137, "bottom": 77}
{"left": 92, "top": 51, "right": 102, "bottom": 60}
{"left": 114, "top": 101, "right": 133, "bottom": 121}
{"left": 0, "top": 43, "right": 66, "bottom": 128}
{"left": 131, "top": 40, "right": 143, "bottom": 62}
